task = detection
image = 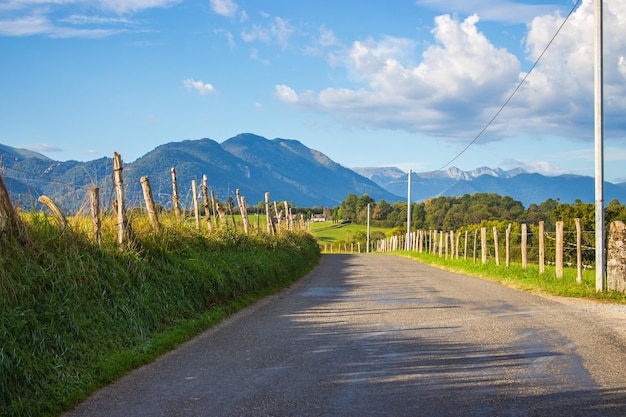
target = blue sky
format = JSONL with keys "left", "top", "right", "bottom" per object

{"left": 1, "top": 0, "right": 625, "bottom": 182}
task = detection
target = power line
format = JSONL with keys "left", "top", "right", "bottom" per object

{"left": 434, "top": 0, "right": 582, "bottom": 173}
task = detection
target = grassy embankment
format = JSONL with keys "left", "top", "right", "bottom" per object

{"left": 0, "top": 212, "right": 320, "bottom": 417}
{"left": 397, "top": 250, "right": 626, "bottom": 302}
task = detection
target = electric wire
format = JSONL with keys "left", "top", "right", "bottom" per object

{"left": 434, "top": 0, "right": 582, "bottom": 173}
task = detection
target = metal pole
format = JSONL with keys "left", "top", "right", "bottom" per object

{"left": 407, "top": 170, "right": 412, "bottom": 251}
{"left": 366, "top": 203, "right": 371, "bottom": 253}
{"left": 594, "top": 0, "right": 605, "bottom": 291}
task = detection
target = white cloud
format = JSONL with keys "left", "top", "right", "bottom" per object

{"left": 318, "top": 25, "right": 337, "bottom": 48}
{"left": 183, "top": 78, "right": 216, "bottom": 95}
{"left": 277, "top": 0, "right": 626, "bottom": 145}
{"left": 210, "top": 0, "right": 237, "bottom": 18}
{"left": 0, "top": 14, "right": 52, "bottom": 36}
{"left": 0, "top": 13, "right": 122, "bottom": 37}
{"left": 25, "top": 143, "right": 64, "bottom": 153}
{"left": 505, "top": 0, "right": 626, "bottom": 140}
{"left": 274, "top": 85, "right": 298, "bottom": 104}
{"left": 96, "top": 0, "right": 181, "bottom": 14}
{"left": 0, "top": 0, "right": 178, "bottom": 38}
{"left": 59, "top": 14, "right": 134, "bottom": 25}
{"left": 277, "top": 13, "right": 520, "bottom": 140}
{"left": 501, "top": 158, "right": 568, "bottom": 176}
{"left": 241, "top": 16, "right": 293, "bottom": 48}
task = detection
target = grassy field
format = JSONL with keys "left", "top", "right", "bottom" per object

{"left": 309, "top": 221, "right": 391, "bottom": 251}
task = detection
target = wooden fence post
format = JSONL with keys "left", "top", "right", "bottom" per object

{"left": 227, "top": 197, "right": 236, "bottom": 228}
{"left": 575, "top": 218, "right": 583, "bottom": 283}
{"left": 464, "top": 230, "right": 469, "bottom": 260}
{"left": 428, "top": 230, "right": 432, "bottom": 253}
{"left": 455, "top": 231, "right": 461, "bottom": 259}
{"left": 191, "top": 180, "right": 200, "bottom": 230}
{"left": 38, "top": 195, "right": 67, "bottom": 229}
{"left": 556, "top": 221, "right": 564, "bottom": 278}
{"left": 140, "top": 176, "right": 161, "bottom": 233}
{"left": 284, "top": 201, "right": 291, "bottom": 231}
{"left": 236, "top": 189, "right": 249, "bottom": 234}
{"left": 272, "top": 201, "right": 280, "bottom": 229}
{"left": 473, "top": 229, "right": 478, "bottom": 263}
{"left": 171, "top": 167, "right": 180, "bottom": 218}
{"left": 0, "top": 174, "right": 30, "bottom": 246}
{"left": 201, "top": 175, "right": 213, "bottom": 231}
{"left": 505, "top": 223, "right": 512, "bottom": 268}
{"left": 210, "top": 190, "right": 219, "bottom": 228}
{"left": 521, "top": 223, "right": 528, "bottom": 270}
{"left": 241, "top": 196, "right": 250, "bottom": 234}
{"left": 265, "top": 192, "right": 275, "bottom": 234}
{"left": 89, "top": 187, "right": 102, "bottom": 247}
{"left": 113, "top": 152, "right": 130, "bottom": 246}
{"left": 439, "top": 231, "right": 444, "bottom": 257}
{"left": 539, "top": 221, "right": 545, "bottom": 274}
{"left": 481, "top": 227, "right": 487, "bottom": 264}
{"left": 493, "top": 226, "right": 500, "bottom": 266}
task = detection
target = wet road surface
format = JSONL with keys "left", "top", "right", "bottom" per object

{"left": 63, "top": 254, "right": 626, "bottom": 416}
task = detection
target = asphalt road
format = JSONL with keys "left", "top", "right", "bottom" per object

{"left": 63, "top": 254, "right": 626, "bottom": 417}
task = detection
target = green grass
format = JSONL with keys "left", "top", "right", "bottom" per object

{"left": 394, "top": 250, "right": 626, "bottom": 303}
{"left": 310, "top": 221, "right": 390, "bottom": 250}
{"left": 0, "top": 212, "right": 320, "bottom": 417}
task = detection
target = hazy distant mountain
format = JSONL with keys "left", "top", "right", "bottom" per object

{"left": 354, "top": 166, "right": 626, "bottom": 206}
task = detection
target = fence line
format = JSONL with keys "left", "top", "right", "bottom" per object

{"left": 374, "top": 221, "right": 595, "bottom": 281}
{"left": 0, "top": 153, "right": 306, "bottom": 251}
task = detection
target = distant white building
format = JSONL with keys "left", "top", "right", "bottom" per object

{"left": 311, "top": 214, "right": 327, "bottom": 222}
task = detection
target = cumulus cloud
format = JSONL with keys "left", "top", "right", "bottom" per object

{"left": 274, "top": 85, "right": 299, "bottom": 104}
{"left": 276, "top": 0, "right": 626, "bottom": 144}
{"left": 276, "top": 13, "right": 520, "bottom": 140}
{"left": 507, "top": 0, "right": 626, "bottom": 139}
{"left": 210, "top": 0, "right": 238, "bottom": 18}
{"left": 183, "top": 78, "right": 216, "bottom": 95}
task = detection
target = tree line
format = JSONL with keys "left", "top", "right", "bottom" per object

{"left": 332, "top": 193, "right": 626, "bottom": 265}
{"left": 336, "top": 193, "right": 626, "bottom": 232}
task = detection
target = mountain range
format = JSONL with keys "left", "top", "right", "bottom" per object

{"left": 353, "top": 166, "right": 626, "bottom": 207}
{"left": 1, "top": 134, "right": 624, "bottom": 213}
{"left": 0, "top": 134, "right": 397, "bottom": 212}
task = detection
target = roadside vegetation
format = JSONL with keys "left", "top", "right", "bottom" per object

{"left": 1, "top": 212, "right": 320, "bottom": 417}
{"left": 397, "top": 251, "right": 626, "bottom": 303}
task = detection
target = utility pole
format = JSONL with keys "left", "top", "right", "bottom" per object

{"left": 367, "top": 203, "right": 371, "bottom": 253}
{"left": 407, "top": 170, "right": 412, "bottom": 251}
{"left": 594, "top": 0, "right": 605, "bottom": 291}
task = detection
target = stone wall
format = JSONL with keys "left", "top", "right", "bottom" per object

{"left": 607, "top": 221, "right": 626, "bottom": 293}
